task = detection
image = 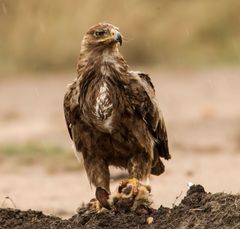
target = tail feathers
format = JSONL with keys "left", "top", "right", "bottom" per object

{"left": 156, "top": 142, "right": 171, "bottom": 160}
{"left": 151, "top": 158, "right": 165, "bottom": 176}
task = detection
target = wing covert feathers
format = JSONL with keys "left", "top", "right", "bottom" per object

{"left": 129, "top": 71, "right": 171, "bottom": 160}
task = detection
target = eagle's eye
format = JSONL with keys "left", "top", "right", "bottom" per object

{"left": 94, "top": 30, "right": 106, "bottom": 37}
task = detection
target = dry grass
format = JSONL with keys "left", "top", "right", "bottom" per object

{"left": 0, "top": 0, "right": 240, "bottom": 74}
{"left": 0, "top": 142, "right": 81, "bottom": 173}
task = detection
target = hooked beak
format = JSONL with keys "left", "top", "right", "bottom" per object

{"left": 112, "top": 30, "right": 122, "bottom": 46}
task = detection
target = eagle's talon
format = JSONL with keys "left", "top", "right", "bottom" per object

{"left": 87, "top": 179, "right": 152, "bottom": 212}
{"left": 111, "top": 178, "right": 152, "bottom": 211}
{"left": 119, "top": 180, "right": 129, "bottom": 190}
{"left": 86, "top": 198, "right": 97, "bottom": 209}
{"left": 122, "top": 184, "right": 132, "bottom": 195}
{"left": 86, "top": 199, "right": 108, "bottom": 212}
{"left": 95, "top": 187, "right": 111, "bottom": 211}
{"left": 132, "top": 186, "right": 139, "bottom": 196}
{"left": 128, "top": 178, "right": 139, "bottom": 186}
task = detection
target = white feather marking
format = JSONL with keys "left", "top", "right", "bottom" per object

{"left": 94, "top": 82, "right": 113, "bottom": 131}
{"left": 143, "top": 177, "right": 150, "bottom": 185}
{"left": 72, "top": 143, "right": 83, "bottom": 162}
{"left": 95, "top": 82, "right": 109, "bottom": 117}
{"left": 150, "top": 136, "right": 155, "bottom": 159}
{"left": 129, "top": 70, "right": 142, "bottom": 75}
{"left": 103, "top": 115, "right": 113, "bottom": 131}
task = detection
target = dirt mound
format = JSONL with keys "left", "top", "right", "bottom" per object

{"left": 0, "top": 185, "right": 239, "bottom": 229}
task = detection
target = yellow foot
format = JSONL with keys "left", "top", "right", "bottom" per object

{"left": 85, "top": 188, "right": 111, "bottom": 212}
{"left": 86, "top": 179, "right": 152, "bottom": 213}
{"left": 86, "top": 198, "right": 103, "bottom": 212}
{"left": 113, "top": 178, "right": 152, "bottom": 211}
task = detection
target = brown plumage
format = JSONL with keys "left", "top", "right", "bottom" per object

{"left": 64, "top": 23, "right": 171, "bottom": 193}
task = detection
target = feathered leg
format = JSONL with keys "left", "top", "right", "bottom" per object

{"left": 83, "top": 156, "right": 110, "bottom": 192}
{"left": 83, "top": 156, "right": 111, "bottom": 211}
{"left": 127, "top": 152, "right": 152, "bottom": 180}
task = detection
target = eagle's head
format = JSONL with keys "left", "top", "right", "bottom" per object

{"left": 77, "top": 23, "right": 127, "bottom": 75}
{"left": 81, "top": 23, "right": 122, "bottom": 51}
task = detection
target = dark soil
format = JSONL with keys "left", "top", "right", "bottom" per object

{"left": 0, "top": 185, "right": 240, "bottom": 229}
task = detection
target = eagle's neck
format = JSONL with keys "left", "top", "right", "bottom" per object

{"left": 77, "top": 47, "right": 128, "bottom": 78}
{"left": 76, "top": 47, "right": 128, "bottom": 132}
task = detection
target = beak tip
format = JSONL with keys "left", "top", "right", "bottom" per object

{"left": 114, "top": 31, "right": 123, "bottom": 46}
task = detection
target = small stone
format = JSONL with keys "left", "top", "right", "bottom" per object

{"left": 146, "top": 216, "right": 153, "bottom": 224}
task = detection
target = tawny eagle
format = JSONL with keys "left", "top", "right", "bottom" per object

{"left": 64, "top": 23, "right": 171, "bottom": 195}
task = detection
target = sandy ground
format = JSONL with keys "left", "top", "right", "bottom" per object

{"left": 0, "top": 68, "right": 240, "bottom": 217}
{"left": 1, "top": 152, "right": 240, "bottom": 218}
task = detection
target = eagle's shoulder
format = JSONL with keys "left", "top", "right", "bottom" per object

{"left": 135, "top": 71, "right": 155, "bottom": 91}
{"left": 127, "top": 70, "right": 156, "bottom": 119}
{"left": 128, "top": 71, "right": 155, "bottom": 92}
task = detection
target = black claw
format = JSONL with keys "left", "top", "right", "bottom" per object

{"left": 122, "top": 185, "right": 132, "bottom": 195}
{"left": 95, "top": 187, "right": 111, "bottom": 210}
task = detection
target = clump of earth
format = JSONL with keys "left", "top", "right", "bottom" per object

{"left": 0, "top": 185, "right": 239, "bottom": 229}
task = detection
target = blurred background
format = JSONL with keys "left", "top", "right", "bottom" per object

{"left": 0, "top": 0, "right": 240, "bottom": 217}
